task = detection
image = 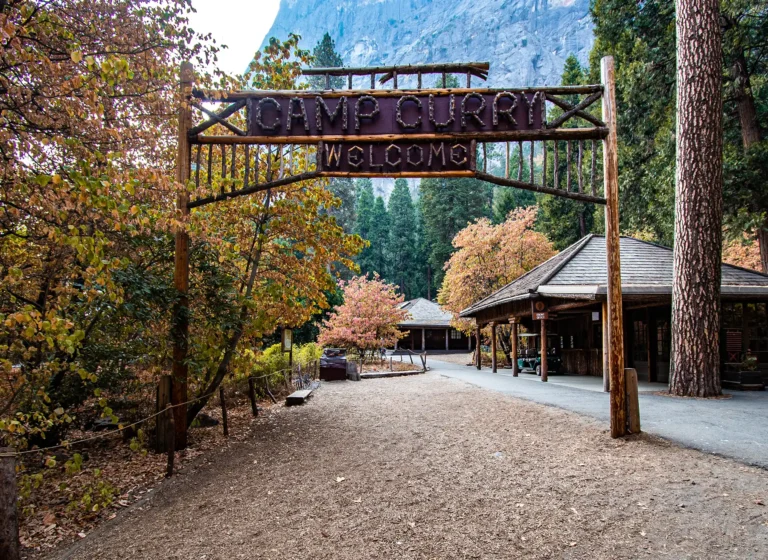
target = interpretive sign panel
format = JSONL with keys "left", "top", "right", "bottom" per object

{"left": 247, "top": 91, "right": 544, "bottom": 138}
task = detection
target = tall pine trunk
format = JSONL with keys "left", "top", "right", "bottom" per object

{"left": 730, "top": 54, "right": 767, "bottom": 273}
{"left": 670, "top": 0, "right": 723, "bottom": 397}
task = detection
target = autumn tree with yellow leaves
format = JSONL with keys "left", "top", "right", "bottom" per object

{"left": 0, "top": 0, "right": 362, "bottom": 449}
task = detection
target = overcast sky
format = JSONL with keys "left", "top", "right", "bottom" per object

{"left": 187, "top": 0, "right": 282, "bottom": 75}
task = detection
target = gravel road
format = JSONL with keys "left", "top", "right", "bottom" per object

{"left": 55, "top": 373, "right": 768, "bottom": 559}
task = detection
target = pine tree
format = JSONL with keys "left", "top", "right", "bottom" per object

{"left": 413, "top": 205, "right": 431, "bottom": 299}
{"left": 354, "top": 179, "right": 376, "bottom": 275}
{"left": 419, "top": 176, "right": 492, "bottom": 288}
{"left": 369, "top": 196, "right": 390, "bottom": 278}
{"left": 327, "top": 178, "right": 356, "bottom": 232}
{"left": 670, "top": 0, "right": 724, "bottom": 397}
{"left": 309, "top": 33, "right": 344, "bottom": 89}
{"left": 387, "top": 179, "right": 418, "bottom": 298}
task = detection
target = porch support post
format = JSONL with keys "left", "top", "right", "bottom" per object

{"left": 491, "top": 322, "right": 498, "bottom": 373}
{"left": 510, "top": 318, "right": 519, "bottom": 377}
{"left": 476, "top": 324, "right": 482, "bottom": 370}
{"left": 602, "top": 300, "right": 610, "bottom": 392}
{"left": 171, "top": 61, "right": 194, "bottom": 450}
{"left": 602, "top": 56, "right": 627, "bottom": 437}
{"left": 540, "top": 318, "right": 548, "bottom": 382}
{"left": 422, "top": 328, "right": 426, "bottom": 351}
{"left": 445, "top": 328, "right": 449, "bottom": 350}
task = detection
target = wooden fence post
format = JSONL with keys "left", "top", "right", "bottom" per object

{"left": 171, "top": 61, "right": 194, "bottom": 450}
{"left": 155, "top": 374, "right": 172, "bottom": 453}
{"left": 602, "top": 55, "right": 627, "bottom": 438}
{"left": 219, "top": 387, "right": 229, "bottom": 437}
{"left": 248, "top": 377, "right": 258, "bottom": 417}
{"left": 602, "top": 300, "right": 610, "bottom": 392}
{"left": 165, "top": 405, "right": 175, "bottom": 478}
{"left": 625, "top": 368, "right": 641, "bottom": 434}
{"left": 0, "top": 447, "right": 20, "bottom": 560}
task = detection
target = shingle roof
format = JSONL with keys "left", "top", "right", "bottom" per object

{"left": 398, "top": 298, "right": 453, "bottom": 327}
{"left": 460, "top": 235, "right": 768, "bottom": 317}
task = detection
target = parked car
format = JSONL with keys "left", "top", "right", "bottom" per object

{"left": 517, "top": 333, "right": 562, "bottom": 375}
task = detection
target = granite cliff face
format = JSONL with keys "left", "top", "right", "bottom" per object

{"left": 261, "top": 0, "right": 594, "bottom": 87}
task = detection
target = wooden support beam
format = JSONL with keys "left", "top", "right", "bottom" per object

{"left": 172, "top": 61, "right": 194, "bottom": 450}
{"left": 602, "top": 56, "right": 627, "bottom": 438}
{"left": 491, "top": 322, "right": 498, "bottom": 373}
{"left": 192, "top": 127, "right": 610, "bottom": 146}
{"left": 476, "top": 325, "right": 482, "bottom": 370}
{"left": 510, "top": 319, "right": 519, "bottom": 377}
{"left": 540, "top": 319, "right": 548, "bottom": 382}
{"left": 193, "top": 84, "right": 605, "bottom": 102}
{"left": 602, "top": 300, "right": 610, "bottom": 392}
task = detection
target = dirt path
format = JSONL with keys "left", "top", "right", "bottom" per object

{"left": 54, "top": 374, "right": 768, "bottom": 559}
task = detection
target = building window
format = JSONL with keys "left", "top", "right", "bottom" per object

{"left": 450, "top": 329, "right": 462, "bottom": 340}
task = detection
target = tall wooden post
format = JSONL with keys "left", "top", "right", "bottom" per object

{"left": 171, "top": 61, "right": 194, "bottom": 449}
{"left": 0, "top": 448, "right": 20, "bottom": 560}
{"left": 602, "top": 300, "right": 610, "bottom": 392}
{"left": 601, "top": 56, "right": 627, "bottom": 437}
{"left": 510, "top": 318, "right": 519, "bottom": 377}
{"left": 540, "top": 319, "right": 548, "bottom": 382}
{"left": 491, "top": 322, "right": 498, "bottom": 373}
{"left": 476, "top": 325, "right": 482, "bottom": 370}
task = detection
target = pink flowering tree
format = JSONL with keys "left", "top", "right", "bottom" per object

{"left": 318, "top": 274, "right": 408, "bottom": 362}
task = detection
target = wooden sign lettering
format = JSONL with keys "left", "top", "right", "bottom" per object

{"left": 319, "top": 141, "right": 475, "bottom": 175}
{"left": 248, "top": 92, "right": 543, "bottom": 138}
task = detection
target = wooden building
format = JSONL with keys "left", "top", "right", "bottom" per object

{"left": 396, "top": 298, "right": 474, "bottom": 351}
{"left": 460, "top": 235, "right": 768, "bottom": 385}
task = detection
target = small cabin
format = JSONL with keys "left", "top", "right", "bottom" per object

{"left": 396, "top": 298, "right": 474, "bottom": 351}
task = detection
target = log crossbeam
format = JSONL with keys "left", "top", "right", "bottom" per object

{"left": 475, "top": 171, "right": 606, "bottom": 205}
{"left": 189, "top": 99, "right": 247, "bottom": 137}
{"left": 546, "top": 93, "right": 606, "bottom": 129}
{"left": 188, "top": 171, "right": 321, "bottom": 208}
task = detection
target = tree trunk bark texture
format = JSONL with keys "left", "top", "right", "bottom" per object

{"left": 671, "top": 0, "right": 723, "bottom": 397}
{"left": 759, "top": 222, "right": 768, "bottom": 274}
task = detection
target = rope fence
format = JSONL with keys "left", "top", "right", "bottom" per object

{"left": 0, "top": 365, "right": 311, "bottom": 459}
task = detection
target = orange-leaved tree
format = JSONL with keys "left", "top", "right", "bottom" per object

{"left": 439, "top": 206, "right": 555, "bottom": 362}
{"left": 318, "top": 275, "right": 408, "bottom": 363}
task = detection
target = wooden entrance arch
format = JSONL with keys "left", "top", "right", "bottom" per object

{"left": 171, "top": 58, "right": 627, "bottom": 445}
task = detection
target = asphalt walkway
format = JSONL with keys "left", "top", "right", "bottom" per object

{"left": 428, "top": 357, "right": 768, "bottom": 468}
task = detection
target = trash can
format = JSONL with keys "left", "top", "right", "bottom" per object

{"left": 319, "top": 348, "right": 348, "bottom": 381}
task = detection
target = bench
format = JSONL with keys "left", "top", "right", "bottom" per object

{"left": 285, "top": 389, "right": 314, "bottom": 406}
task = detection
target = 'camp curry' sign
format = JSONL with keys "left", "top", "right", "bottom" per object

{"left": 247, "top": 91, "right": 544, "bottom": 137}
{"left": 319, "top": 141, "right": 474, "bottom": 174}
